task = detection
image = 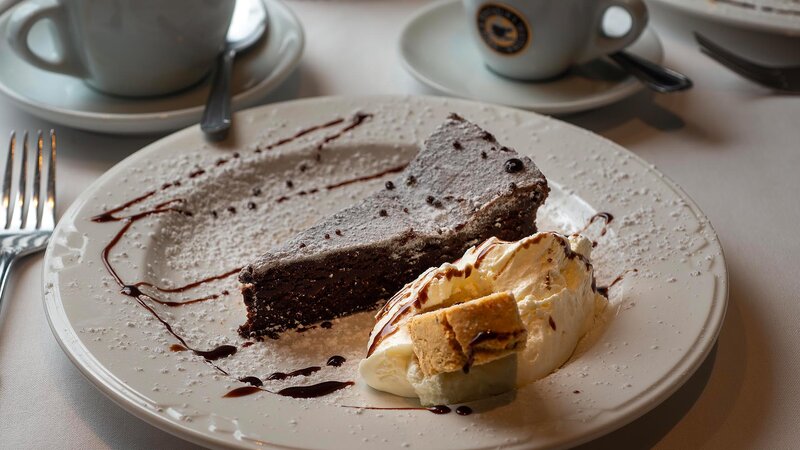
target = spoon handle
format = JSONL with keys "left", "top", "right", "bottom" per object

{"left": 610, "top": 51, "right": 693, "bottom": 93}
{"left": 201, "top": 48, "right": 235, "bottom": 138}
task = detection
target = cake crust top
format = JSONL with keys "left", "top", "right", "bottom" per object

{"left": 240, "top": 114, "right": 548, "bottom": 282}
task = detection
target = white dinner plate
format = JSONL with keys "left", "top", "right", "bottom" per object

{"left": 645, "top": 0, "right": 800, "bottom": 67}
{"left": 0, "top": 0, "right": 304, "bottom": 135}
{"left": 648, "top": 0, "right": 800, "bottom": 35}
{"left": 399, "top": 0, "right": 664, "bottom": 114}
{"left": 44, "top": 95, "right": 727, "bottom": 449}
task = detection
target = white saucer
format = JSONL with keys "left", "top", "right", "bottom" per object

{"left": 0, "top": 0, "right": 304, "bottom": 135}
{"left": 399, "top": 0, "right": 664, "bottom": 115}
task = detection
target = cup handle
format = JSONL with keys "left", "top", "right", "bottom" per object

{"left": 6, "top": 1, "right": 86, "bottom": 77}
{"left": 577, "top": 0, "right": 648, "bottom": 64}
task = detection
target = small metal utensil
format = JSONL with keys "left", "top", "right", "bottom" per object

{"left": 201, "top": 0, "right": 268, "bottom": 139}
{"left": 609, "top": 51, "right": 693, "bottom": 93}
{"left": 0, "top": 130, "right": 56, "bottom": 310}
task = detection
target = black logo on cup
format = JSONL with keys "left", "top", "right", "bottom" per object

{"left": 476, "top": 4, "right": 530, "bottom": 55}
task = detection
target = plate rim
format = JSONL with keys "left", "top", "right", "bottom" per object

{"left": 648, "top": 0, "right": 800, "bottom": 35}
{"left": 43, "top": 94, "right": 728, "bottom": 449}
{"left": 0, "top": 0, "right": 305, "bottom": 134}
{"left": 397, "top": 0, "right": 663, "bottom": 114}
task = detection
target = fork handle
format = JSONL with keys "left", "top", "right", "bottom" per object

{"left": 0, "top": 250, "right": 17, "bottom": 308}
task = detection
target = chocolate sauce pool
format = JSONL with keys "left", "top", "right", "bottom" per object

{"left": 326, "top": 355, "right": 346, "bottom": 367}
{"left": 276, "top": 381, "right": 356, "bottom": 399}
{"left": 223, "top": 381, "right": 358, "bottom": 400}
{"left": 267, "top": 366, "right": 321, "bottom": 381}
{"left": 456, "top": 406, "right": 473, "bottom": 416}
{"left": 223, "top": 386, "right": 263, "bottom": 398}
{"left": 238, "top": 376, "right": 264, "bottom": 387}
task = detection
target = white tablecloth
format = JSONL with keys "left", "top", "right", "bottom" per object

{"left": 1, "top": 1, "right": 797, "bottom": 448}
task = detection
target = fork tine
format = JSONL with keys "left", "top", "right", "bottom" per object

{"left": 40, "top": 130, "right": 56, "bottom": 230}
{"left": 3, "top": 131, "right": 15, "bottom": 229}
{"left": 28, "top": 130, "right": 42, "bottom": 229}
{"left": 14, "top": 131, "right": 29, "bottom": 230}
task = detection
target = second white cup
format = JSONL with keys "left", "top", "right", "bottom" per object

{"left": 463, "top": 0, "right": 648, "bottom": 81}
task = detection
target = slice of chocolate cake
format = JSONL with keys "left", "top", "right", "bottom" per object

{"left": 238, "top": 114, "right": 549, "bottom": 339}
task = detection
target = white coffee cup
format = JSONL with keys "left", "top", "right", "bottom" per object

{"left": 463, "top": 0, "right": 648, "bottom": 81}
{"left": 7, "top": 0, "right": 236, "bottom": 97}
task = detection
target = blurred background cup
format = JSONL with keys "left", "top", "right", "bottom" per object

{"left": 463, "top": 0, "right": 648, "bottom": 80}
{"left": 6, "top": 0, "right": 236, "bottom": 97}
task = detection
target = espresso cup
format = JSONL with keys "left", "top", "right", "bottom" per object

{"left": 7, "top": 0, "right": 236, "bottom": 97}
{"left": 463, "top": 0, "right": 648, "bottom": 81}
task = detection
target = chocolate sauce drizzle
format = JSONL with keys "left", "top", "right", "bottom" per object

{"left": 276, "top": 164, "right": 408, "bottom": 205}
{"left": 456, "top": 406, "right": 473, "bottom": 416}
{"left": 91, "top": 114, "right": 376, "bottom": 401}
{"left": 313, "top": 113, "right": 372, "bottom": 161}
{"left": 223, "top": 354, "right": 350, "bottom": 398}
{"left": 462, "top": 330, "right": 524, "bottom": 374}
{"left": 345, "top": 404, "right": 452, "bottom": 414}
{"left": 597, "top": 268, "right": 639, "bottom": 297}
{"left": 224, "top": 381, "right": 356, "bottom": 400}
{"left": 223, "top": 386, "right": 263, "bottom": 398}
{"left": 325, "top": 165, "right": 407, "bottom": 190}
{"left": 276, "top": 381, "right": 356, "bottom": 399}
{"left": 130, "top": 268, "right": 241, "bottom": 306}
{"left": 267, "top": 366, "right": 321, "bottom": 381}
{"left": 367, "top": 265, "right": 473, "bottom": 357}
{"left": 238, "top": 376, "right": 264, "bottom": 387}
{"left": 92, "top": 203, "right": 240, "bottom": 367}
{"left": 194, "top": 345, "right": 238, "bottom": 361}
{"left": 343, "top": 404, "right": 474, "bottom": 416}
{"left": 574, "top": 212, "right": 614, "bottom": 238}
{"left": 326, "top": 355, "right": 346, "bottom": 367}
{"left": 367, "top": 300, "right": 416, "bottom": 357}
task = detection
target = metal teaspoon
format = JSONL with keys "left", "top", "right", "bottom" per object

{"left": 201, "top": 0, "right": 268, "bottom": 139}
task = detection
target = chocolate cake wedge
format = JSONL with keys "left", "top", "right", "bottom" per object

{"left": 238, "top": 114, "right": 549, "bottom": 339}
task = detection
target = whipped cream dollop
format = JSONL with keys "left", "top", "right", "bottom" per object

{"left": 358, "top": 232, "right": 607, "bottom": 402}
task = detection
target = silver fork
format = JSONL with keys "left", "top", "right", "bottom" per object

{"left": 695, "top": 32, "right": 800, "bottom": 92}
{"left": 0, "top": 130, "right": 56, "bottom": 307}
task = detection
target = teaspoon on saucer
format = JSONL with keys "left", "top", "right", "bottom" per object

{"left": 201, "top": 0, "right": 269, "bottom": 139}
{"left": 609, "top": 51, "right": 693, "bottom": 93}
